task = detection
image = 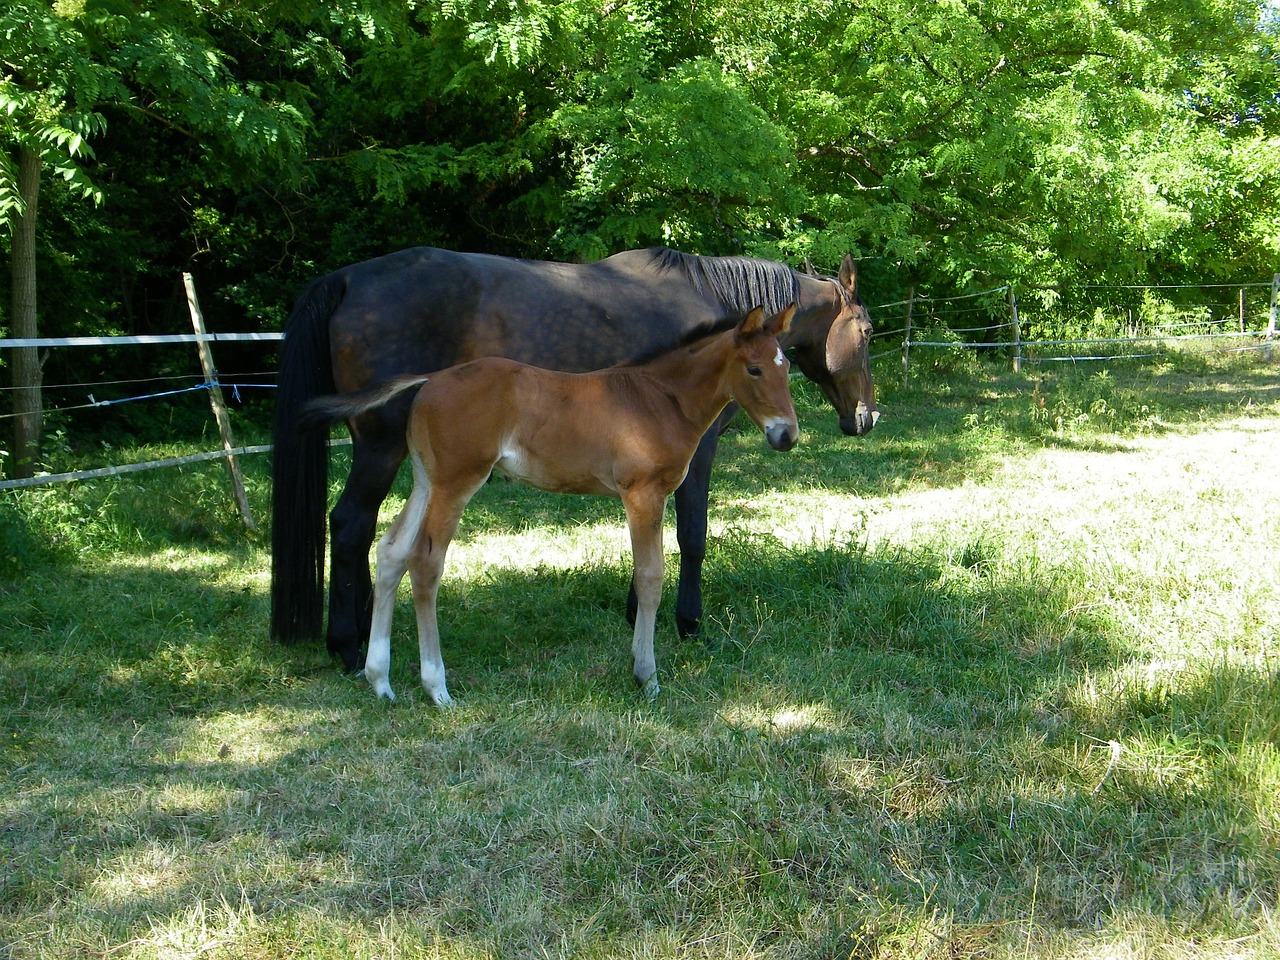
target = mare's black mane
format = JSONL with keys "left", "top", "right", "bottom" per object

{"left": 643, "top": 247, "right": 802, "bottom": 319}
{"left": 613, "top": 248, "right": 808, "bottom": 366}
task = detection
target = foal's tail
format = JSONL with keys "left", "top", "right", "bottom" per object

{"left": 298, "top": 375, "right": 430, "bottom": 430}
{"left": 270, "top": 274, "right": 344, "bottom": 645}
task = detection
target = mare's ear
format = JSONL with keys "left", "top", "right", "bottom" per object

{"left": 766, "top": 303, "right": 796, "bottom": 337}
{"left": 803, "top": 257, "right": 817, "bottom": 276}
{"left": 838, "top": 254, "right": 858, "bottom": 295}
{"left": 739, "top": 305, "right": 766, "bottom": 335}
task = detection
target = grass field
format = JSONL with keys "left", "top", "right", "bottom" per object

{"left": 2, "top": 349, "right": 1278, "bottom": 958}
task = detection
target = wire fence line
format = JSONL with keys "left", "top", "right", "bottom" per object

{"left": 0, "top": 380, "right": 279, "bottom": 421}
{"left": 0, "top": 332, "right": 284, "bottom": 348}
{"left": 871, "top": 276, "right": 1279, "bottom": 374}
{"left": 2, "top": 278, "right": 1277, "bottom": 493}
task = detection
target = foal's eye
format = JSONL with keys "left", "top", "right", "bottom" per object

{"left": 746, "top": 365, "right": 763, "bottom": 378}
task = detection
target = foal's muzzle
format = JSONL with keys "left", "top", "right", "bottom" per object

{"left": 766, "top": 422, "right": 799, "bottom": 452}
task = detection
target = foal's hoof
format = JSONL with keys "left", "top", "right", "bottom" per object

{"left": 640, "top": 675, "right": 662, "bottom": 701}
{"left": 429, "top": 690, "right": 455, "bottom": 708}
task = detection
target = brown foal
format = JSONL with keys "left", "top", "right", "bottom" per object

{"left": 303, "top": 304, "right": 799, "bottom": 704}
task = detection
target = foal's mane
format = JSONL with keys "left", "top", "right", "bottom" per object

{"left": 643, "top": 247, "right": 802, "bottom": 318}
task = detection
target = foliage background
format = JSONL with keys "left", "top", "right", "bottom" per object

{"left": 3, "top": 4, "right": 1279, "bottom": 953}
{"left": 2, "top": 354, "right": 1278, "bottom": 958}
{"left": 2, "top": 0, "right": 1279, "bottom": 454}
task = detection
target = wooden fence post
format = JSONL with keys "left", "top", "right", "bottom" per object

{"left": 1009, "top": 285, "right": 1022, "bottom": 373}
{"left": 902, "top": 286, "right": 915, "bottom": 385}
{"left": 183, "top": 273, "right": 256, "bottom": 531}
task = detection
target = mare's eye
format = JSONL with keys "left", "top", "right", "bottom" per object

{"left": 747, "top": 365, "right": 763, "bottom": 378}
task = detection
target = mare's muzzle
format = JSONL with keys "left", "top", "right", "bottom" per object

{"left": 840, "top": 404, "right": 880, "bottom": 437}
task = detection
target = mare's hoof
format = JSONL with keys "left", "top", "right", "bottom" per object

{"left": 676, "top": 615, "right": 701, "bottom": 640}
{"left": 331, "top": 647, "right": 366, "bottom": 675}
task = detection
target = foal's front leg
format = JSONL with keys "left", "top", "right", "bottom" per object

{"left": 624, "top": 490, "right": 667, "bottom": 699}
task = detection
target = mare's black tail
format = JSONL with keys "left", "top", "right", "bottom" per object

{"left": 270, "top": 274, "right": 344, "bottom": 644}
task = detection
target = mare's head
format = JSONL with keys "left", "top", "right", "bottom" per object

{"left": 791, "top": 255, "right": 879, "bottom": 436}
{"left": 731, "top": 304, "right": 800, "bottom": 452}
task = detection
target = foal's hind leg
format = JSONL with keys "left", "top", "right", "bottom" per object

{"left": 364, "top": 455, "right": 432, "bottom": 701}
{"left": 406, "top": 472, "right": 488, "bottom": 706}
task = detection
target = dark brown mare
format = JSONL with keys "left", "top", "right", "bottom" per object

{"left": 301, "top": 306, "right": 799, "bottom": 703}
{"left": 272, "top": 246, "right": 878, "bottom": 672}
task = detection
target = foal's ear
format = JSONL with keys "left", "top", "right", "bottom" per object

{"left": 739, "top": 305, "right": 766, "bottom": 335}
{"left": 765, "top": 303, "right": 796, "bottom": 337}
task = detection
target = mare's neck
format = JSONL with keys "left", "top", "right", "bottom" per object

{"left": 783, "top": 274, "right": 841, "bottom": 348}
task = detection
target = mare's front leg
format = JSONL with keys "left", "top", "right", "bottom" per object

{"left": 328, "top": 432, "right": 407, "bottom": 672}
{"left": 624, "top": 489, "right": 668, "bottom": 699}
{"left": 673, "top": 410, "right": 733, "bottom": 637}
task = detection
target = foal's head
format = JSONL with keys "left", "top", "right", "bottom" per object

{"left": 731, "top": 304, "right": 800, "bottom": 452}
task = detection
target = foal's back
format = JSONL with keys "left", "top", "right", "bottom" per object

{"left": 408, "top": 358, "right": 695, "bottom": 499}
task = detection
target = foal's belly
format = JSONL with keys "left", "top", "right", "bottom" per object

{"left": 494, "top": 445, "right": 617, "bottom": 497}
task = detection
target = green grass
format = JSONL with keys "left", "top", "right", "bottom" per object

{"left": 1, "top": 350, "right": 1278, "bottom": 958}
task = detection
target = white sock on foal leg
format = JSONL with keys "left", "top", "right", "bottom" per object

{"left": 364, "top": 457, "right": 433, "bottom": 702}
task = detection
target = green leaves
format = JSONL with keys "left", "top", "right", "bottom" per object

{"left": 102, "top": 9, "right": 309, "bottom": 180}
{"left": 0, "top": 2, "right": 118, "bottom": 228}
{"left": 7, "top": 0, "right": 1280, "bottom": 325}
{"left": 712, "top": 0, "right": 1280, "bottom": 288}
{"left": 1, "top": 1, "right": 311, "bottom": 234}
{"left": 345, "top": 141, "right": 535, "bottom": 206}
{"left": 549, "top": 58, "right": 802, "bottom": 259}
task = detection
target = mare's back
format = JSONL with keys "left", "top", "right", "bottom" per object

{"left": 327, "top": 248, "right": 725, "bottom": 389}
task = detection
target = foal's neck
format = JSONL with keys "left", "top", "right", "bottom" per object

{"left": 633, "top": 330, "right": 737, "bottom": 433}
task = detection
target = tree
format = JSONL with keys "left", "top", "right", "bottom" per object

{"left": 1, "top": 2, "right": 111, "bottom": 478}
{"left": 708, "top": 0, "right": 1280, "bottom": 292}
{"left": 8, "top": 0, "right": 1280, "bottom": 441}
{"left": 0, "top": 0, "right": 305, "bottom": 478}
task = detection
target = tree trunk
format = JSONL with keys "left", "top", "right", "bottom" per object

{"left": 9, "top": 145, "right": 42, "bottom": 479}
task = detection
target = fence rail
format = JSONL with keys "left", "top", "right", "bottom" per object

{"left": 0, "top": 332, "right": 283, "bottom": 348}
